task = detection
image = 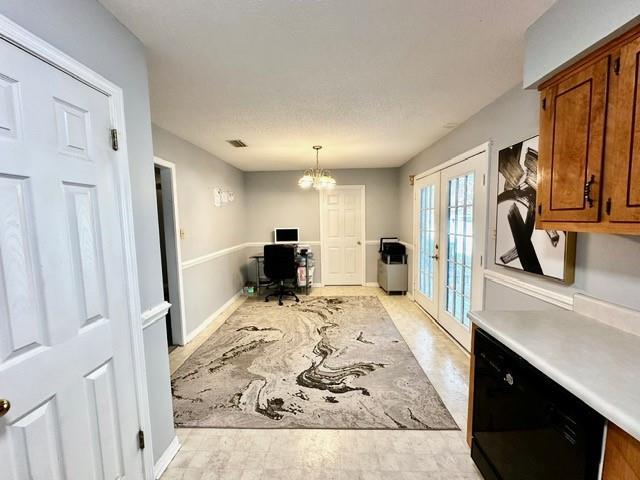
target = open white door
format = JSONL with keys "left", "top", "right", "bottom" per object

{"left": 0, "top": 37, "right": 145, "bottom": 479}
{"left": 320, "top": 186, "right": 365, "bottom": 285}
{"left": 413, "top": 172, "right": 440, "bottom": 318}
{"left": 437, "top": 152, "right": 488, "bottom": 350}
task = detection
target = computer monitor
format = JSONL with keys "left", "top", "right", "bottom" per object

{"left": 274, "top": 227, "right": 299, "bottom": 244}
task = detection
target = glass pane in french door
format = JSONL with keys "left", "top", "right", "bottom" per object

{"left": 418, "top": 185, "right": 436, "bottom": 299}
{"left": 445, "top": 172, "right": 474, "bottom": 326}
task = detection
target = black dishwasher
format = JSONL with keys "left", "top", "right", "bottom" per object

{"left": 471, "top": 328, "right": 605, "bottom": 480}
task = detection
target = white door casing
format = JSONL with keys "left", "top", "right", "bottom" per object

{"left": 320, "top": 186, "right": 365, "bottom": 286}
{"left": 153, "top": 157, "right": 186, "bottom": 346}
{"left": 0, "top": 16, "right": 152, "bottom": 480}
{"left": 413, "top": 172, "right": 441, "bottom": 318}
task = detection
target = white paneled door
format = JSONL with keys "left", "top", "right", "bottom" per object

{"left": 414, "top": 146, "right": 488, "bottom": 351}
{"left": 320, "top": 186, "right": 365, "bottom": 285}
{"left": 0, "top": 39, "right": 144, "bottom": 479}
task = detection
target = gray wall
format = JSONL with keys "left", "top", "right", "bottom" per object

{"left": 245, "top": 169, "right": 400, "bottom": 284}
{"left": 399, "top": 84, "right": 640, "bottom": 311}
{"left": 524, "top": 0, "right": 640, "bottom": 87}
{"left": 152, "top": 125, "right": 247, "bottom": 335}
{"left": 0, "top": 0, "right": 175, "bottom": 464}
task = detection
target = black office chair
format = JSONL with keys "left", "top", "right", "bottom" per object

{"left": 263, "top": 244, "right": 300, "bottom": 306}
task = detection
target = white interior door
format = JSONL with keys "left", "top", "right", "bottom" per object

{"left": 437, "top": 153, "right": 487, "bottom": 351}
{"left": 0, "top": 39, "right": 144, "bottom": 479}
{"left": 321, "top": 186, "right": 365, "bottom": 285}
{"left": 413, "top": 172, "right": 440, "bottom": 318}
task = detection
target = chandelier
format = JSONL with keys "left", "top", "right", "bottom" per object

{"left": 298, "top": 145, "right": 336, "bottom": 190}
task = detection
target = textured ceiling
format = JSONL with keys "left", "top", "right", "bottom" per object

{"left": 100, "top": 0, "right": 555, "bottom": 171}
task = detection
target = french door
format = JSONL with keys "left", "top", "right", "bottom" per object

{"left": 414, "top": 147, "right": 488, "bottom": 350}
{"left": 414, "top": 172, "right": 440, "bottom": 318}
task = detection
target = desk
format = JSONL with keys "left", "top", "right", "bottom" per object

{"left": 251, "top": 251, "right": 312, "bottom": 295}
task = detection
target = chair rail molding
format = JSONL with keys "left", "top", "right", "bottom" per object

{"left": 483, "top": 269, "right": 574, "bottom": 310}
{"left": 183, "top": 241, "right": 323, "bottom": 270}
{"left": 141, "top": 301, "right": 172, "bottom": 330}
{"left": 182, "top": 243, "right": 247, "bottom": 270}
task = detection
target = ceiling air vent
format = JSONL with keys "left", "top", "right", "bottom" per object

{"left": 227, "top": 139, "right": 247, "bottom": 148}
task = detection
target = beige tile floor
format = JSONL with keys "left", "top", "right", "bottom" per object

{"left": 163, "top": 286, "right": 481, "bottom": 479}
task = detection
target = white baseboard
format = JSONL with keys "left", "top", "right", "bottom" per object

{"left": 153, "top": 435, "right": 181, "bottom": 479}
{"left": 311, "top": 282, "right": 324, "bottom": 287}
{"left": 406, "top": 291, "right": 414, "bottom": 301}
{"left": 365, "top": 282, "right": 380, "bottom": 287}
{"left": 184, "top": 290, "right": 243, "bottom": 343}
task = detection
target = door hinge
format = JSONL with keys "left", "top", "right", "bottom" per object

{"left": 538, "top": 204, "right": 542, "bottom": 215}
{"left": 480, "top": 255, "right": 483, "bottom": 267}
{"left": 138, "top": 430, "right": 145, "bottom": 450}
{"left": 614, "top": 57, "right": 621, "bottom": 75}
{"left": 482, "top": 174, "right": 486, "bottom": 186}
{"left": 110, "top": 128, "right": 119, "bottom": 151}
{"left": 541, "top": 97, "right": 547, "bottom": 110}
{"left": 606, "top": 197, "right": 612, "bottom": 215}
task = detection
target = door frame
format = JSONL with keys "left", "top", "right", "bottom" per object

{"left": 154, "top": 157, "right": 187, "bottom": 346}
{"left": 319, "top": 185, "right": 366, "bottom": 286}
{"left": 412, "top": 142, "right": 490, "bottom": 346}
{"left": 0, "top": 14, "right": 155, "bottom": 477}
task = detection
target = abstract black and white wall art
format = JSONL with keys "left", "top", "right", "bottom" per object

{"left": 495, "top": 136, "right": 575, "bottom": 282}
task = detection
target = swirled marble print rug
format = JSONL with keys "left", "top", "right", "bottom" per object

{"left": 171, "top": 296, "right": 458, "bottom": 430}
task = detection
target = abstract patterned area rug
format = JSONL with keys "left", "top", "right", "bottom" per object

{"left": 171, "top": 296, "right": 458, "bottom": 430}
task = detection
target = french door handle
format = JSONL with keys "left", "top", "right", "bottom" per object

{"left": 430, "top": 254, "right": 439, "bottom": 260}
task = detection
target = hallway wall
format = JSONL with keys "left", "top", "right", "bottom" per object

{"left": 152, "top": 125, "right": 248, "bottom": 339}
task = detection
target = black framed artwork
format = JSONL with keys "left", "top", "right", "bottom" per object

{"left": 495, "top": 136, "right": 576, "bottom": 283}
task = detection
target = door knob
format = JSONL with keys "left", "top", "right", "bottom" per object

{"left": 357, "top": 241, "right": 361, "bottom": 245}
{"left": 0, "top": 399, "right": 10, "bottom": 417}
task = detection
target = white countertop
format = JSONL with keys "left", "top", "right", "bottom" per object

{"left": 469, "top": 309, "right": 640, "bottom": 441}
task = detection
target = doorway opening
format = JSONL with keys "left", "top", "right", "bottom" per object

{"left": 154, "top": 157, "right": 186, "bottom": 348}
{"left": 413, "top": 143, "right": 489, "bottom": 351}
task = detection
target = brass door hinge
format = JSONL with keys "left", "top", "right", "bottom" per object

{"left": 606, "top": 198, "right": 612, "bottom": 215}
{"left": 538, "top": 204, "right": 542, "bottom": 215}
{"left": 111, "top": 128, "right": 119, "bottom": 151}
{"left": 541, "top": 97, "right": 547, "bottom": 110}
{"left": 614, "top": 57, "right": 621, "bottom": 75}
{"left": 138, "top": 430, "right": 145, "bottom": 450}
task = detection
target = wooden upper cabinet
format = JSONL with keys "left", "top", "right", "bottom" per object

{"left": 538, "top": 56, "right": 609, "bottom": 223}
{"left": 609, "top": 35, "right": 640, "bottom": 223}
{"left": 536, "top": 24, "right": 640, "bottom": 234}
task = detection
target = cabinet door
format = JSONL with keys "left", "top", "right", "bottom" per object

{"left": 610, "top": 36, "right": 640, "bottom": 222}
{"left": 538, "top": 56, "right": 609, "bottom": 223}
